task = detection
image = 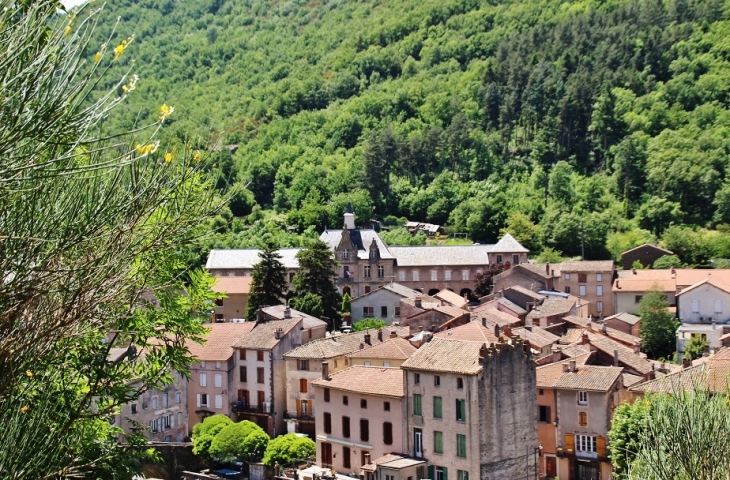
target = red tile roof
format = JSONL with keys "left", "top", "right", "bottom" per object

{"left": 212, "top": 276, "right": 253, "bottom": 294}
{"left": 186, "top": 322, "right": 256, "bottom": 361}
{"left": 347, "top": 337, "right": 417, "bottom": 360}
{"left": 401, "top": 337, "right": 484, "bottom": 375}
{"left": 311, "top": 366, "right": 405, "bottom": 397}
{"left": 434, "top": 320, "right": 500, "bottom": 344}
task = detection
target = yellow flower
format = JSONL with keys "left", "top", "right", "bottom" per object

{"left": 25, "top": 370, "right": 32, "bottom": 378}
{"left": 95, "top": 51, "right": 102, "bottom": 63}
{"left": 159, "top": 104, "right": 174, "bottom": 123}
{"left": 21, "top": 405, "right": 29, "bottom": 414}
{"left": 122, "top": 85, "right": 129, "bottom": 94}
{"left": 194, "top": 151, "right": 202, "bottom": 162}
{"left": 113, "top": 36, "right": 134, "bottom": 60}
{"left": 64, "top": 25, "right": 71, "bottom": 37}
{"left": 135, "top": 142, "right": 159, "bottom": 157}
{"left": 164, "top": 152, "right": 173, "bottom": 163}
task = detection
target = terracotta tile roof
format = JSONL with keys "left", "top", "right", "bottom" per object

{"left": 675, "top": 269, "right": 730, "bottom": 288}
{"left": 262, "top": 305, "right": 327, "bottom": 330}
{"left": 360, "top": 454, "right": 404, "bottom": 472}
{"left": 311, "top": 365, "right": 404, "bottom": 397}
{"left": 613, "top": 277, "right": 675, "bottom": 293}
{"left": 283, "top": 327, "right": 410, "bottom": 360}
{"left": 470, "top": 301, "right": 522, "bottom": 327}
{"left": 434, "top": 320, "right": 500, "bottom": 344}
{"left": 560, "top": 328, "right": 587, "bottom": 345}
{"left": 559, "top": 260, "right": 615, "bottom": 273}
{"left": 677, "top": 276, "right": 730, "bottom": 296}
{"left": 526, "top": 296, "right": 578, "bottom": 320}
{"left": 401, "top": 337, "right": 484, "bottom": 375}
{"left": 233, "top": 318, "right": 301, "bottom": 350}
{"left": 537, "top": 360, "right": 623, "bottom": 391}
{"left": 587, "top": 332, "right": 653, "bottom": 375}
{"left": 562, "top": 316, "right": 642, "bottom": 347}
{"left": 517, "top": 263, "right": 553, "bottom": 279}
{"left": 187, "top": 322, "right": 256, "bottom": 361}
{"left": 212, "top": 276, "right": 253, "bottom": 294}
{"left": 401, "top": 295, "right": 440, "bottom": 309}
{"left": 604, "top": 312, "right": 641, "bottom": 326}
{"left": 630, "top": 365, "right": 707, "bottom": 393}
{"left": 434, "top": 289, "right": 468, "bottom": 308}
{"left": 505, "top": 285, "right": 546, "bottom": 301}
{"left": 622, "top": 373, "right": 645, "bottom": 388}
{"left": 616, "top": 269, "right": 672, "bottom": 280}
{"left": 513, "top": 326, "right": 560, "bottom": 349}
{"left": 347, "top": 337, "right": 417, "bottom": 360}
{"left": 495, "top": 297, "right": 526, "bottom": 315}
{"left": 561, "top": 345, "right": 592, "bottom": 358}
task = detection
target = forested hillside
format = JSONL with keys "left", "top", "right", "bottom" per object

{"left": 90, "top": 0, "right": 730, "bottom": 265}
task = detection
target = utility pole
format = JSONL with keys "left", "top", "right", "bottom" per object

{"left": 581, "top": 218, "right": 585, "bottom": 261}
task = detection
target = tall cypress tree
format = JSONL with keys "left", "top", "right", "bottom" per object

{"left": 292, "top": 240, "right": 341, "bottom": 329}
{"left": 246, "top": 243, "right": 287, "bottom": 320}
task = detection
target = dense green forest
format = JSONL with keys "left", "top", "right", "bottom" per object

{"left": 87, "top": 0, "right": 730, "bottom": 265}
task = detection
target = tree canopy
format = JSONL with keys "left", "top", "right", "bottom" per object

{"left": 247, "top": 242, "right": 288, "bottom": 319}
{"left": 352, "top": 318, "right": 387, "bottom": 332}
{"left": 293, "top": 240, "right": 342, "bottom": 327}
{"left": 638, "top": 289, "right": 680, "bottom": 360}
{"left": 208, "top": 421, "right": 269, "bottom": 463}
{"left": 262, "top": 433, "right": 316, "bottom": 467}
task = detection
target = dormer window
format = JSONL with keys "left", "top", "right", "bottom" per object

{"left": 343, "top": 250, "right": 349, "bottom": 259}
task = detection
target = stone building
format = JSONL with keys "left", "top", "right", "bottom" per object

{"left": 211, "top": 276, "right": 252, "bottom": 322}
{"left": 350, "top": 282, "right": 422, "bottom": 324}
{"left": 620, "top": 243, "right": 673, "bottom": 270}
{"left": 401, "top": 332, "right": 537, "bottom": 480}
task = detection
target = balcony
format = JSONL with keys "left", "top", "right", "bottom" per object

{"left": 283, "top": 411, "right": 315, "bottom": 422}
{"left": 336, "top": 277, "right": 354, "bottom": 284}
{"left": 232, "top": 401, "right": 272, "bottom": 414}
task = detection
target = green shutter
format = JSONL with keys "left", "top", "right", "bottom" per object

{"left": 443, "top": 467, "right": 448, "bottom": 480}
{"left": 434, "top": 431, "right": 443, "bottom": 453}
{"left": 414, "top": 394, "right": 422, "bottom": 415}
{"left": 428, "top": 465, "right": 434, "bottom": 480}
{"left": 457, "top": 434, "right": 466, "bottom": 457}
{"left": 434, "top": 396, "right": 442, "bottom": 419}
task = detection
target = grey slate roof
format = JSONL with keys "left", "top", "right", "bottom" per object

{"left": 489, "top": 233, "right": 529, "bottom": 253}
{"left": 506, "top": 285, "right": 547, "bottom": 301}
{"left": 353, "top": 282, "right": 422, "bottom": 301}
{"left": 262, "top": 305, "right": 327, "bottom": 330}
{"left": 206, "top": 248, "right": 301, "bottom": 269}
{"left": 389, "top": 245, "right": 492, "bottom": 267}
{"left": 319, "top": 229, "right": 395, "bottom": 259}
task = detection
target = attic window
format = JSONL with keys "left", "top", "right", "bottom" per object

{"left": 343, "top": 250, "right": 349, "bottom": 259}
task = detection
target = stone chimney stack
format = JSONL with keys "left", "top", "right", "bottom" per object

{"left": 545, "top": 263, "right": 550, "bottom": 275}
{"left": 569, "top": 360, "right": 576, "bottom": 372}
{"left": 322, "top": 361, "right": 330, "bottom": 380}
{"left": 274, "top": 327, "right": 282, "bottom": 339}
{"left": 377, "top": 329, "right": 383, "bottom": 342}
{"left": 364, "top": 332, "right": 371, "bottom": 345}
{"left": 633, "top": 342, "right": 641, "bottom": 354}
{"left": 481, "top": 317, "right": 487, "bottom": 327}
{"left": 494, "top": 324, "right": 500, "bottom": 339}
{"left": 613, "top": 349, "right": 619, "bottom": 367}
{"left": 390, "top": 330, "right": 397, "bottom": 338}
{"left": 552, "top": 345, "right": 562, "bottom": 363}
{"left": 283, "top": 306, "right": 291, "bottom": 318}
{"left": 562, "top": 363, "right": 569, "bottom": 373}
{"left": 581, "top": 332, "right": 589, "bottom": 345}
{"left": 682, "top": 357, "right": 690, "bottom": 369}
{"left": 415, "top": 297, "right": 422, "bottom": 309}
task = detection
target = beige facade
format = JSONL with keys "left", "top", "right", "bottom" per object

{"left": 116, "top": 371, "right": 188, "bottom": 443}
{"left": 553, "top": 261, "right": 615, "bottom": 318}
{"left": 188, "top": 358, "right": 236, "bottom": 428}
{"left": 312, "top": 366, "right": 406, "bottom": 475}
{"left": 211, "top": 276, "right": 252, "bottom": 322}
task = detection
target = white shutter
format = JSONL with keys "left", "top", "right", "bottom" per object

{"left": 215, "top": 373, "right": 222, "bottom": 388}
{"left": 215, "top": 394, "right": 223, "bottom": 409}
{"left": 200, "top": 373, "right": 207, "bottom": 387}
{"left": 196, "top": 394, "right": 201, "bottom": 407}
{"left": 170, "top": 414, "right": 175, "bottom": 428}
{"left": 716, "top": 300, "right": 723, "bottom": 313}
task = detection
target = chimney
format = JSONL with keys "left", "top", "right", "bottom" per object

{"left": 601, "top": 322, "right": 607, "bottom": 334}
{"left": 257, "top": 308, "right": 265, "bottom": 322}
{"left": 581, "top": 332, "right": 589, "bottom": 345}
{"left": 633, "top": 342, "right": 640, "bottom": 354}
{"left": 632, "top": 268, "right": 636, "bottom": 275}
{"left": 569, "top": 360, "right": 576, "bottom": 372}
{"left": 613, "top": 349, "right": 619, "bottom": 367}
{"left": 284, "top": 306, "right": 291, "bottom": 318}
{"left": 551, "top": 269, "right": 555, "bottom": 277}
{"left": 682, "top": 357, "right": 690, "bottom": 369}
{"left": 545, "top": 263, "right": 550, "bottom": 275}
{"left": 419, "top": 325, "right": 424, "bottom": 332}
{"left": 616, "top": 280, "right": 620, "bottom": 289}
{"left": 322, "top": 361, "right": 330, "bottom": 380}
{"left": 378, "top": 329, "right": 383, "bottom": 342}
{"left": 364, "top": 452, "right": 371, "bottom": 465}
{"left": 481, "top": 317, "right": 487, "bottom": 327}
{"left": 562, "top": 363, "right": 569, "bottom": 373}
{"left": 360, "top": 343, "right": 364, "bottom": 349}
{"left": 415, "top": 297, "right": 422, "bottom": 308}
{"left": 274, "top": 327, "right": 282, "bottom": 339}
{"left": 552, "top": 345, "right": 561, "bottom": 363}
{"left": 703, "top": 343, "right": 711, "bottom": 357}
{"left": 390, "top": 330, "right": 397, "bottom": 338}
{"left": 364, "top": 332, "right": 371, "bottom": 345}
{"left": 430, "top": 324, "right": 436, "bottom": 332}
{"left": 494, "top": 324, "right": 500, "bottom": 339}
{"left": 480, "top": 344, "right": 488, "bottom": 358}
{"left": 504, "top": 326, "right": 512, "bottom": 337}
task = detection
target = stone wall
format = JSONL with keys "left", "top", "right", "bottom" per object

{"left": 477, "top": 338, "right": 538, "bottom": 480}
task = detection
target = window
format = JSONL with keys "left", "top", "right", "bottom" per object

{"left": 214, "top": 373, "right": 222, "bottom": 388}
{"left": 435, "top": 467, "right": 445, "bottom": 480}
{"left": 364, "top": 361, "right": 371, "bottom": 366}
{"left": 162, "top": 393, "right": 169, "bottom": 408}
{"left": 413, "top": 270, "right": 420, "bottom": 281}
{"left": 378, "top": 265, "right": 384, "bottom": 278}
{"left": 457, "top": 434, "right": 467, "bottom": 458}
{"left": 716, "top": 300, "right": 723, "bottom": 314}
{"left": 343, "top": 446, "right": 351, "bottom": 469}
{"left": 177, "top": 412, "right": 182, "bottom": 426}
{"left": 433, "top": 396, "right": 442, "bottom": 419}
{"left": 216, "top": 361, "right": 221, "bottom": 369}
{"left": 198, "top": 393, "right": 209, "bottom": 407}
{"left": 323, "top": 412, "right": 332, "bottom": 434}
{"left": 240, "top": 366, "right": 247, "bottom": 382}
{"left": 458, "top": 470, "right": 469, "bottom": 480}
{"left": 579, "top": 411, "right": 588, "bottom": 426}
{"left": 414, "top": 429, "right": 423, "bottom": 457}
{"left": 381, "top": 306, "right": 387, "bottom": 317}
{"left": 343, "top": 395, "right": 349, "bottom": 405}
{"left": 239, "top": 349, "right": 246, "bottom": 360}
{"left": 457, "top": 378, "right": 464, "bottom": 390}
{"left": 692, "top": 299, "right": 700, "bottom": 312}
{"left": 579, "top": 285, "right": 586, "bottom": 296}
{"left": 324, "top": 388, "right": 330, "bottom": 402}
{"left": 596, "top": 285, "right": 603, "bottom": 296}
{"left": 462, "top": 269, "right": 469, "bottom": 281}
{"left": 360, "top": 419, "right": 369, "bottom": 442}
{"left": 257, "top": 367, "right": 264, "bottom": 384}
{"left": 342, "top": 416, "right": 351, "bottom": 438}
{"left": 300, "top": 379, "right": 308, "bottom": 393}
{"left": 456, "top": 399, "right": 466, "bottom": 422}
{"left": 414, "top": 373, "right": 420, "bottom": 385}
{"left": 578, "top": 391, "right": 588, "bottom": 405}
{"left": 364, "top": 266, "right": 371, "bottom": 278}
{"left": 635, "top": 295, "right": 643, "bottom": 304}
{"left": 575, "top": 434, "right": 597, "bottom": 454}
{"left": 342, "top": 250, "right": 349, "bottom": 259}
{"left": 215, "top": 299, "right": 224, "bottom": 307}
{"left": 539, "top": 405, "right": 551, "bottom": 423}
{"left": 384, "top": 401, "right": 390, "bottom": 411}
{"left": 445, "top": 270, "right": 451, "bottom": 281}
{"left": 413, "top": 394, "right": 422, "bottom": 415}
{"left": 399, "top": 270, "right": 406, "bottom": 282}
{"left": 360, "top": 399, "right": 367, "bottom": 409}
{"left": 215, "top": 395, "right": 223, "bottom": 409}
{"left": 434, "top": 375, "right": 440, "bottom": 387}
{"left": 431, "top": 270, "right": 438, "bottom": 281}
{"left": 257, "top": 350, "right": 264, "bottom": 362}
{"left": 513, "top": 254, "right": 519, "bottom": 264}
{"left": 596, "top": 273, "right": 603, "bottom": 282}
{"left": 434, "top": 431, "right": 443, "bottom": 454}
{"left": 564, "top": 273, "right": 571, "bottom": 280}
{"left": 365, "top": 286, "right": 371, "bottom": 294}
{"left": 176, "top": 392, "right": 182, "bottom": 404}
{"left": 597, "top": 301, "right": 603, "bottom": 312}
{"left": 565, "top": 286, "right": 571, "bottom": 294}
{"left": 578, "top": 273, "right": 587, "bottom": 283}
{"left": 539, "top": 389, "right": 544, "bottom": 395}
{"left": 299, "top": 360, "right": 309, "bottom": 371}
{"left": 363, "top": 306, "right": 374, "bottom": 317}
{"left": 131, "top": 403, "right": 137, "bottom": 414}
{"left": 394, "top": 307, "right": 400, "bottom": 317}
{"left": 199, "top": 373, "right": 207, "bottom": 387}
{"left": 383, "top": 421, "right": 393, "bottom": 445}
{"left": 384, "top": 361, "right": 390, "bottom": 367}
{"left": 201, "top": 361, "right": 206, "bottom": 368}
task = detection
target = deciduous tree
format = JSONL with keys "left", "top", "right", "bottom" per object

{"left": 638, "top": 289, "right": 680, "bottom": 359}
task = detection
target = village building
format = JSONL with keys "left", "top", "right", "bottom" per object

{"left": 211, "top": 276, "right": 252, "bottom": 322}
{"left": 361, "top": 454, "right": 427, "bottom": 480}
{"left": 282, "top": 327, "right": 410, "bottom": 437}
{"left": 259, "top": 304, "right": 328, "bottom": 344}
{"left": 312, "top": 365, "right": 407, "bottom": 475}
{"left": 350, "top": 283, "right": 422, "bottom": 324}
{"left": 603, "top": 312, "right": 641, "bottom": 336}
{"left": 346, "top": 336, "right": 417, "bottom": 368}
{"left": 620, "top": 243, "right": 674, "bottom": 270}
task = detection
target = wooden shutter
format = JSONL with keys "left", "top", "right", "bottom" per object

{"left": 427, "top": 466, "right": 434, "bottom": 480}
{"left": 296, "top": 399, "right": 302, "bottom": 417}
{"left": 597, "top": 436, "right": 607, "bottom": 458}
{"left": 196, "top": 394, "right": 201, "bottom": 407}
{"left": 565, "top": 433, "right": 574, "bottom": 452}
{"left": 442, "top": 467, "right": 448, "bottom": 480}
